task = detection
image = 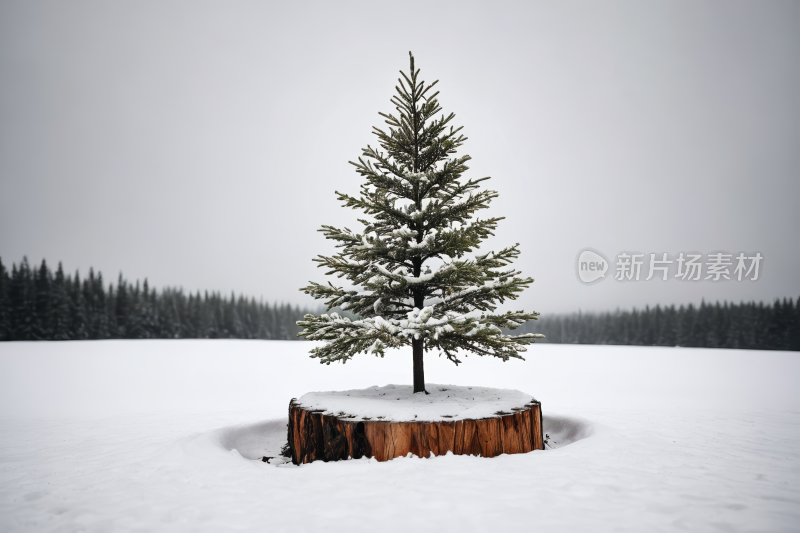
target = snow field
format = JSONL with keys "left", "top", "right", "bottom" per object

{"left": 0, "top": 340, "right": 798, "bottom": 532}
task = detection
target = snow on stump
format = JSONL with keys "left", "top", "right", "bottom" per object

{"left": 286, "top": 384, "right": 544, "bottom": 464}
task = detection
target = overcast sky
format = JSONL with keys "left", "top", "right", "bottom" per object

{"left": 1, "top": 0, "right": 798, "bottom": 314}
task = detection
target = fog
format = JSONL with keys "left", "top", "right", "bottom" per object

{"left": 1, "top": 0, "right": 798, "bottom": 313}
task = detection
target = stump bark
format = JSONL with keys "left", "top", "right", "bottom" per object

{"left": 286, "top": 399, "right": 544, "bottom": 464}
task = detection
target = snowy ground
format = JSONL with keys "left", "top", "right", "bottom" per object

{"left": 0, "top": 340, "right": 798, "bottom": 532}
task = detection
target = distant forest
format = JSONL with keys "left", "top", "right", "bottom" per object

{"left": 0, "top": 257, "right": 798, "bottom": 350}
{"left": 512, "top": 298, "right": 800, "bottom": 351}
{"left": 0, "top": 257, "right": 316, "bottom": 341}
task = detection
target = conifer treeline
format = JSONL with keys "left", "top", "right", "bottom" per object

{"left": 2, "top": 257, "right": 798, "bottom": 350}
{"left": 0, "top": 257, "right": 315, "bottom": 341}
{"left": 513, "top": 299, "right": 800, "bottom": 351}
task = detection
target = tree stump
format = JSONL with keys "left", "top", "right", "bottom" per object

{"left": 286, "top": 384, "right": 544, "bottom": 464}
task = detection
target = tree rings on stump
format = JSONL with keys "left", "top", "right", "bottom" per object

{"left": 285, "top": 384, "right": 544, "bottom": 464}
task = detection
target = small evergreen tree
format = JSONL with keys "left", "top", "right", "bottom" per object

{"left": 298, "top": 53, "right": 542, "bottom": 393}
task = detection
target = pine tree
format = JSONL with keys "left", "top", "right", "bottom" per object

{"left": 127, "top": 280, "right": 148, "bottom": 339}
{"left": 260, "top": 298, "right": 274, "bottom": 339}
{"left": 34, "top": 259, "right": 52, "bottom": 339}
{"left": 0, "top": 258, "right": 9, "bottom": 340}
{"left": 230, "top": 292, "right": 245, "bottom": 338}
{"left": 70, "top": 269, "right": 88, "bottom": 339}
{"left": 791, "top": 297, "right": 800, "bottom": 351}
{"left": 115, "top": 273, "right": 129, "bottom": 338}
{"left": 11, "top": 258, "right": 36, "bottom": 340}
{"left": 140, "top": 282, "right": 155, "bottom": 337}
{"left": 106, "top": 283, "right": 118, "bottom": 337}
{"left": 84, "top": 269, "right": 95, "bottom": 338}
{"left": 298, "top": 53, "right": 542, "bottom": 393}
{"left": 51, "top": 262, "right": 71, "bottom": 340}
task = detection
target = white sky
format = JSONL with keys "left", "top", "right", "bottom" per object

{"left": 1, "top": 0, "right": 798, "bottom": 314}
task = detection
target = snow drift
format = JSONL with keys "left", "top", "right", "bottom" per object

{"left": 0, "top": 340, "right": 798, "bottom": 532}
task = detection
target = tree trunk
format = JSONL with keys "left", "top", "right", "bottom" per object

{"left": 412, "top": 338, "right": 425, "bottom": 393}
{"left": 287, "top": 399, "right": 545, "bottom": 464}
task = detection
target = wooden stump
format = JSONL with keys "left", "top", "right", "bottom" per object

{"left": 286, "top": 398, "right": 544, "bottom": 464}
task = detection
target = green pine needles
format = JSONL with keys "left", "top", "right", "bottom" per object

{"left": 298, "top": 52, "right": 543, "bottom": 393}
